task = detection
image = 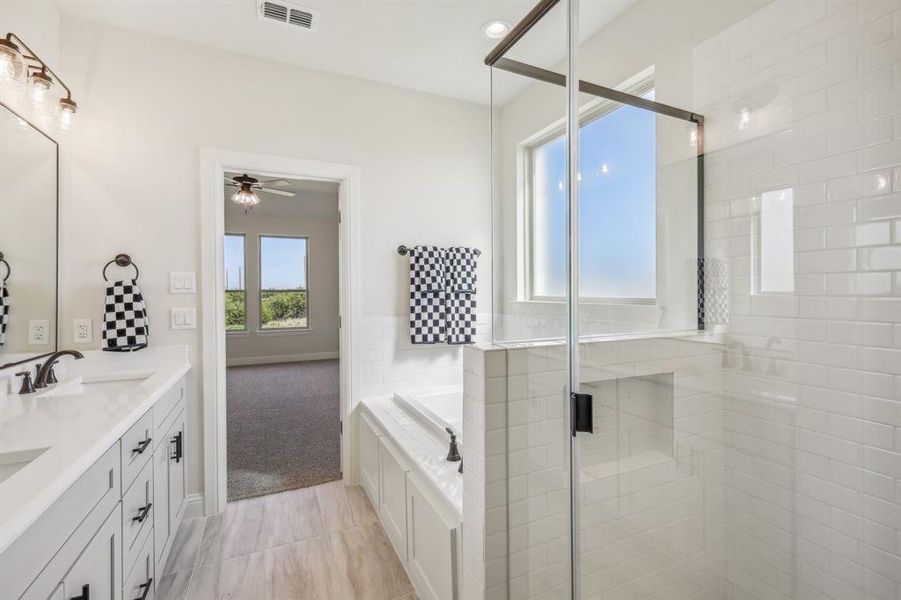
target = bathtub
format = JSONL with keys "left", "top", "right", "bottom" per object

{"left": 393, "top": 387, "right": 463, "bottom": 442}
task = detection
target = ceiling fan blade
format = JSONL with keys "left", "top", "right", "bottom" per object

{"left": 259, "top": 187, "right": 295, "bottom": 197}
{"left": 256, "top": 178, "right": 290, "bottom": 187}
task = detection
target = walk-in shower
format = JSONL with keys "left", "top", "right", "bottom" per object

{"left": 485, "top": 0, "right": 901, "bottom": 599}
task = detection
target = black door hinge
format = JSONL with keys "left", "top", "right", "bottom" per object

{"left": 571, "top": 392, "right": 593, "bottom": 436}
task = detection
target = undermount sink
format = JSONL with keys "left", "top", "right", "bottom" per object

{"left": 36, "top": 372, "right": 153, "bottom": 399}
{"left": 0, "top": 447, "right": 50, "bottom": 484}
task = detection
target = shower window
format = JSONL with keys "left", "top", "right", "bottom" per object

{"left": 224, "top": 234, "right": 247, "bottom": 331}
{"left": 525, "top": 79, "right": 657, "bottom": 302}
{"left": 259, "top": 235, "right": 309, "bottom": 330}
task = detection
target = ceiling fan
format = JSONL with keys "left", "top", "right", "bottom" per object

{"left": 225, "top": 174, "right": 295, "bottom": 211}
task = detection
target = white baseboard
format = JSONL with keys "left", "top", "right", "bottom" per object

{"left": 226, "top": 351, "right": 339, "bottom": 367}
{"left": 184, "top": 493, "right": 206, "bottom": 519}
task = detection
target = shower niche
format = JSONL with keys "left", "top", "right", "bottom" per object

{"left": 580, "top": 372, "right": 674, "bottom": 479}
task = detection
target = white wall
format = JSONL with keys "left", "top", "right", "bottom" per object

{"left": 57, "top": 16, "right": 491, "bottom": 498}
{"left": 224, "top": 189, "right": 340, "bottom": 365}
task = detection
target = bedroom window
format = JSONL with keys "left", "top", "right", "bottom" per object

{"left": 224, "top": 234, "right": 247, "bottom": 331}
{"left": 526, "top": 80, "right": 657, "bottom": 302}
{"left": 259, "top": 235, "right": 309, "bottom": 330}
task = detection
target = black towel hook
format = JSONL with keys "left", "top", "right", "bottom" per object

{"left": 0, "top": 251, "right": 9, "bottom": 283}
{"left": 103, "top": 253, "right": 140, "bottom": 282}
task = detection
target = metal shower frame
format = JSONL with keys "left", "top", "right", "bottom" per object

{"left": 485, "top": 0, "right": 707, "bottom": 330}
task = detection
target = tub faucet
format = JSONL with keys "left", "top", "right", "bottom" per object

{"left": 34, "top": 350, "right": 85, "bottom": 389}
{"left": 445, "top": 427, "right": 461, "bottom": 462}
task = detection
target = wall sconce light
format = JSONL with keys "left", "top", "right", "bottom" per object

{"left": 1, "top": 33, "right": 79, "bottom": 131}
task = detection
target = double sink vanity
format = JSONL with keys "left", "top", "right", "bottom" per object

{"left": 0, "top": 347, "right": 191, "bottom": 600}
{"left": 0, "top": 100, "right": 192, "bottom": 600}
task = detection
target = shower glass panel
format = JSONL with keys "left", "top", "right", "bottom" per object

{"left": 574, "top": 102, "right": 709, "bottom": 600}
{"left": 490, "top": 2, "right": 574, "bottom": 598}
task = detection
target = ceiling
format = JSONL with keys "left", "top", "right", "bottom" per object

{"left": 56, "top": 0, "right": 635, "bottom": 105}
{"left": 224, "top": 171, "right": 339, "bottom": 219}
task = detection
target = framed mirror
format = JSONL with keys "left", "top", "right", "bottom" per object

{"left": 0, "top": 101, "right": 58, "bottom": 368}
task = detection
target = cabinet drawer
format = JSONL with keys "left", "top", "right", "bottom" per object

{"left": 153, "top": 380, "right": 184, "bottom": 449}
{"left": 122, "top": 409, "right": 153, "bottom": 492}
{"left": 123, "top": 459, "right": 154, "bottom": 576}
{"left": 21, "top": 502, "right": 123, "bottom": 600}
{"left": 4, "top": 444, "right": 121, "bottom": 600}
{"left": 62, "top": 504, "right": 123, "bottom": 600}
{"left": 124, "top": 533, "right": 154, "bottom": 600}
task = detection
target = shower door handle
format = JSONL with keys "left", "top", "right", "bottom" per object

{"left": 571, "top": 392, "right": 593, "bottom": 436}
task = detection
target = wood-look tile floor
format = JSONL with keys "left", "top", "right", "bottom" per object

{"left": 157, "top": 481, "right": 417, "bottom": 600}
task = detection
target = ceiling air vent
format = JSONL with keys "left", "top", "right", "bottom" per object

{"left": 258, "top": 0, "right": 317, "bottom": 32}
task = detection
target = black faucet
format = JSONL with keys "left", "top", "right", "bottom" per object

{"left": 445, "top": 427, "right": 461, "bottom": 462}
{"left": 33, "top": 350, "right": 85, "bottom": 389}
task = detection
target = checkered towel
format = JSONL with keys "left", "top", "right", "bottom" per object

{"left": 0, "top": 283, "right": 8, "bottom": 346}
{"left": 445, "top": 247, "right": 478, "bottom": 345}
{"left": 102, "top": 279, "right": 149, "bottom": 352}
{"left": 409, "top": 246, "right": 446, "bottom": 344}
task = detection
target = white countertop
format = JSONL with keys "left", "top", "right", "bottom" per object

{"left": 359, "top": 396, "right": 462, "bottom": 518}
{"left": 0, "top": 346, "right": 191, "bottom": 554}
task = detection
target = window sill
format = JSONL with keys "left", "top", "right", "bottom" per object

{"left": 225, "top": 328, "right": 314, "bottom": 338}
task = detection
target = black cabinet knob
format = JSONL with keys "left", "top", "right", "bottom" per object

{"left": 132, "top": 503, "right": 152, "bottom": 524}
{"left": 132, "top": 438, "right": 152, "bottom": 455}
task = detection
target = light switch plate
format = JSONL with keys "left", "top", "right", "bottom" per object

{"left": 170, "top": 307, "right": 197, "bottom": 330}
{"left": 28, "top": 319, "right": 50, "bottom": 345}
{"left": 169, "top": 272, "right": 196, "bottom": 294}
{"left": 73, "top": 318, "right": 92, "bottom": 344}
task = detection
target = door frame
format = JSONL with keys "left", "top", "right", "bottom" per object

{"left": 200, "top": 147, "right": 361, "bottom": 515}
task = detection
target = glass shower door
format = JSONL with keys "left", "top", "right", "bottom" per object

{"left": 570, "top": 87, "right": 713, "bottom": 599}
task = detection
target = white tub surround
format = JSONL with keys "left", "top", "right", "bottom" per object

{"left": 0, "top": 345, "right": 191, "bottom": 600}
{"left": 393, "top": 387, "right": 464, "bottom": 443}
{"left": 357, "top": 396, "right": 463, "bottom": 600}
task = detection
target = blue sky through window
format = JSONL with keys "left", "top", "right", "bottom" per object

{"left": 532, "top": 90, "right": 657, "bottom": 299}
{"left": 261, "top": 236, "right": 307, "bottom": 290}
{"left": 224, "top": 234, "right": 245, "bottom": 291}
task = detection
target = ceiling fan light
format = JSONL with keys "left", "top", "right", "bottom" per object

{"left": 231, "top": 185, "right": 260, "bottom": 208}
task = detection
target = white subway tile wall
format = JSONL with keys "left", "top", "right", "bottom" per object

{"left": 696, "top": 1, "right": 901, "bottom": 599}
{"left": 357, "top": 314, "right": 491, "bottom": 397}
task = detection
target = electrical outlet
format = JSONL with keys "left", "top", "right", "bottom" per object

{"left": 74, "top": 318, "right": 93, "bottom": 344}
{"left": 28, "top": 319, "right": 50, "bottom": 345}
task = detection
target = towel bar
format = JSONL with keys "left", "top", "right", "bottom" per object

{"left": 397, "top": 245, "right": 481, "bottom": 257}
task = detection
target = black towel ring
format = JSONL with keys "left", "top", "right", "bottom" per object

{"left": 0, "top": 251, "right": 9, "bottom": 283}
{"left": 103, "top": 253, "right": 140, "bottom": 282}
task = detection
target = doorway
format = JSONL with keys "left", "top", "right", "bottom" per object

{"left": 200, "top": 149, "right": 360, "bottom": 516}
{"left": 223, "top": 173, "right": 341, "bottom": 501}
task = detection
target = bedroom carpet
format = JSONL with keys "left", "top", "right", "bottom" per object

{"left": 226, "top": 360, "right": 341, "bottom": 501}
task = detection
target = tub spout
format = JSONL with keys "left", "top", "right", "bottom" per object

{"left": 445, "top": 427, "right": 461, "bottom": 462}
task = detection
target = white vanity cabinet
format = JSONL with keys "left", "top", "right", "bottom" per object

{"left": 2, "top": 375, "right": 188, "bottom": 600}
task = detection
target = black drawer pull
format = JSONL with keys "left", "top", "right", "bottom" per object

{"left": 71, "top": 584, "right": 90, "bottom": 600}
{"left": 132, "top": 503, "right": 152, "bottom": 524}
{"left": 171, "top": 431, "right": 183, "bottom": 463}
{"left": 132, "top": 438, "right": 152, "bottom": 455}
{"left": 133, "top": 578, "right": 153, "bottom": 600}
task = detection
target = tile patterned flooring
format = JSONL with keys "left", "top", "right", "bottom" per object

{"left": 157, "top": 481, "right": 417, "bottom": 600}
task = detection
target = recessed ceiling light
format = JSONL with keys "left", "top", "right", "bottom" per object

{"left": 483, "top": 20, "right": 511, "bottom": 39}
